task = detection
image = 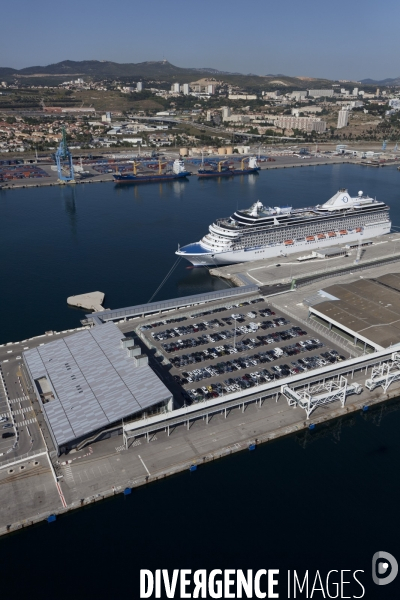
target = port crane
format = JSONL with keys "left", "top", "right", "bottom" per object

{"left": 55, "top": 127, "right": 75, "bottom": 183}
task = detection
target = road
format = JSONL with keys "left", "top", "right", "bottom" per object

{"left": 0, "top": 327, "right": 88, "bottom": 461}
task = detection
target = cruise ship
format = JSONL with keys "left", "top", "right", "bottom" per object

{"left": 176, "top": 189, "right": 391, "bottom": 266}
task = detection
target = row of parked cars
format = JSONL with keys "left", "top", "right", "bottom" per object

{"left": 140, "top": 315, "right": 187, "bottom": 332}
{"left": 182, "top": 348, "right": 345, "bottom": 402}
{"left": 161, "top": 318, "right": 302, "bottom": 356}
{"left": 188, "top": 298, "right": 264, "bottom": 321}
{"left": 173, "top": 343, "right": 344, "bottom": 386}
{"left": 151, "top": 307, "right": 285, "bottom": 344}
{"left": 151, "top": 320, "right": 219, "bottom": 342}
{"left": 167, "top": 326, "right": 317, "bottom": 367}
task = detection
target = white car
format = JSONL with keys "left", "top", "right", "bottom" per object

{"left": 0, "top": 417, "right": 8, "bottom": 424}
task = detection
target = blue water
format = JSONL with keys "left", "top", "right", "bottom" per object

{"left": 0, "top": 165, "right": 399, "bottom": 344}
{"left": 0, "top": 165, "right": 400, "bottom": 599}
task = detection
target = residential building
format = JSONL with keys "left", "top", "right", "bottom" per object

{"left": 137, "top": 82, "right": 143, "bottom": 92}
{"left": 290, "top": 91, "right": 308, "bottom": 100}
{"left": 274, "top": 116, "right": 326, "bottom": 133}
{"left": 308, "top": 89, "right": 334, "bottom": 98}
{"left": 182, "top": 83, "right": 190, "bottom": 95}
{"left": 337, "top": 109, "right": 349, "bottom": 128}
{"left": 222, "top": 106, "right": 231, "bottom": 120}
{"left": 228, "top": 94, "right": 257, "bottom": 100}
{"left": 263, "top": 91, "right": 281, "bottom": 99}
{"left": 224, "top": 114, "right": 251, "bottom": 123}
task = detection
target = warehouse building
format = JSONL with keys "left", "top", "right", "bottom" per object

{"left": 305, "top": 274, "right": 400, "bottom": 352}
{"left": 23, "top": 322, "right": 173, "bottom": 454}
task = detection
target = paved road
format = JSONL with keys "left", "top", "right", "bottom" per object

{"left": 0, "top": 327, "right": 87, "bottom": 461}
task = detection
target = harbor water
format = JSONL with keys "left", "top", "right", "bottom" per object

{"left": 0, "top": 165, "right": 400, "bottom": 598}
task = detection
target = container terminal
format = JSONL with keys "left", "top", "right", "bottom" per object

{"left": 1, "top": 235, "right": 400, "bottom": 535}
{"left": 1, "top": 149, "right": 399, "bottom": 189}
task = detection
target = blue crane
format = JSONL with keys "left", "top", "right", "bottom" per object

{"left": 55, "top": 127, "right": 75, "bottom": 182}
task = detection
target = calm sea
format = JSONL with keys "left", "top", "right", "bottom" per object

{"left": 0, "top": 165, "right": 400, "bottom": 599}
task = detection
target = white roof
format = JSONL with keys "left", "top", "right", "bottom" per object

{"left": 321, "top": 189, "right": 374, "bottom": 211}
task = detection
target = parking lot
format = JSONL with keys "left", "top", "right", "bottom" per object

{"left": 138, "top": 296, "right": 349, "bottom": 405}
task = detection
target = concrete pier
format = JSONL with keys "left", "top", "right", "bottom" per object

{"left": 67, "top": 291, "right": 105, "bottom": 312}
{"left": 1, "top": 257, "right": 400, "bottom": 537}
{"left": 209, "top": 233, "right": 400, "bottom": 291}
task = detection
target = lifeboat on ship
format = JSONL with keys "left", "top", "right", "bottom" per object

{"left": 284, "top": 239, "right": 294, "bottom": 245}
{"left": 339, "top": 230, "right": 348, "bottom": 235}
{"left": 356, "top": 227, "right": 363, "bottom": 233}
{"left": 316, "top": 233, "right": 326, "bottom": 240}
{"left": 306, "top": 236, "right": 315, "bottom": 242}
{"left": 328, "top": 232, "right": 336, "bottom": 238}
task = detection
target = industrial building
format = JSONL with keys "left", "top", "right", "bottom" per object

{"left": 306, "top": 274, "right": 400, "bottom": 352}
{"left": 23, "top": 322, "right": 173, "bottom": 454}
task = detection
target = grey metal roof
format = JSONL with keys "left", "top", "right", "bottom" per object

{"left": 314, "top": 246, "right": 346, "bottom": 256}
{"left": 23, "top": 322, "right": 171, "bottom": 447}
{"left": 86, "top": 285, "right": 258, "bottom": 324}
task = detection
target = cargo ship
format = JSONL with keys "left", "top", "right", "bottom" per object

{"left": 230, "top": 156, "right": 260, "bottom": 176}
{"left": 198, "top": 160, "right": 233, "bottom": 178}
{"left": 176, "top": 189, "right": 391, "bottom": 266}
{"left": 113, "top": 159, "right": 190, "bottom": 183}
{"left": 198, "top": 156, "right": 260, "bottom": 178}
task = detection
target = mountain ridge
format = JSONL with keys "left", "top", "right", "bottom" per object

{"left": 1, "top": 60, "right": 392, "bottom": 89}
{"left": 0, "top": 60, "right": 337, "bottom": 90}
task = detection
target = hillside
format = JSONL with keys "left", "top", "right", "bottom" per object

{"left": 0, "top": 60, "right": 336, "bottom": 90}
{"left": 360, "top": 76, "right": 400, "bottom": 86}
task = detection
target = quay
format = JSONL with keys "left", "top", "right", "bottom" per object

{"left": 1, "top": 251, "right": 400, "bottom": 536}
{"left": 209, "top": 231, "right": 400, "bottom": 291}
{"left": 1, "top": 154, "right": 399, "bottom": 190}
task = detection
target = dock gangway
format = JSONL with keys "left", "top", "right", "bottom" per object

{"left": 365, "top": 352, "right": 400, "bottom": 393}
{"left": 281, "top": 376, "right": 362, "bottom": 420}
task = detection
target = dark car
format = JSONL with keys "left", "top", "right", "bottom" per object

{"left": 2, "top": 432, "right": 15, "bottom": 439}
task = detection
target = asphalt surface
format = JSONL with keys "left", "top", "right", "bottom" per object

{"left": 125, "top": 295, "right": 350, "bottom": 409}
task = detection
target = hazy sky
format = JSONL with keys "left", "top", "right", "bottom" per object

{"left": 1, "top": 0, "right": 399, "bottom": 80}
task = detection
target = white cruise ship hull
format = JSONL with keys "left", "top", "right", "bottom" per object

{"left": 180, "top": 222, "right": 391, "bottom": 266}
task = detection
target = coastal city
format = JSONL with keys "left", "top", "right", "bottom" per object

{"left": 1, "top": 66, "right": 400, "bottom": 187}
{"left": 2, "top": 1, "right": 400, "bottom": 597}
{"left": 1, "top": 69, "right": 400, "bottom": 156}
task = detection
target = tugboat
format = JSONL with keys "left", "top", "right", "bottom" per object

{"left": 113, "top": 159, "right": 190, "bottom": 183}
